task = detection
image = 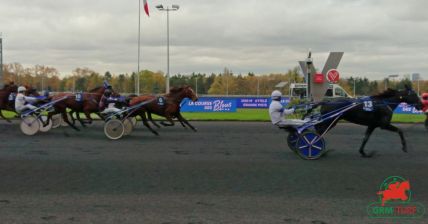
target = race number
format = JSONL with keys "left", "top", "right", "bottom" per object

{"left": 363, "top": 100, "right": 374, "bottom": 112}
{"left": 157, "top": 97, "right": 165, "bottom": 106}
{"left": 76, "top": 92, "right": 83, "bottom": 102}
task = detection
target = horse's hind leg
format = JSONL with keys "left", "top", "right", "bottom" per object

{"left": 62, "top": 111, "right": 80, "bottom": 131}
{"left": 140, "top": 112, "right": 159, "bottom": 136}
{"left": 68, "top": 110, "right": 76, "bottom": 125}
{"left": 148, "top": 112, "right": 161, "bottom": 128}
{"left": 359, "top": 126, "right": 376, "bottom": 158}
{"left": 381, "top": 124, "right": 407, "bottom": 152}
{"left": 0, "top": 110, "right": 12, "bottom": 123}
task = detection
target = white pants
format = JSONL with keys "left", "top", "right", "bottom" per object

{"left": 16, "top": 104, "right": 38, "bottom": 113}
{"left": 276, "top": 119, "right": 309, "bottom": 128}
{"left": 101, "top": 107, "right": 122, "bottom": 114}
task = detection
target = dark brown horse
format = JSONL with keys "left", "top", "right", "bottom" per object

{"left": 0, "top": 82, "right": 18, "bottom": 122}
{"left": 129, "top": 86, "right": 198, "bottom": 135}
{"left": 47, "top": 86, "right": 110, "bottom": 131}
{"left": 315, "top": 85, "right": 423, "bottom": 157}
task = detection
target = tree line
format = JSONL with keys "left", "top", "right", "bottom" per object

{"left": 2, "top": 63, "right": 427, "bottom": 96}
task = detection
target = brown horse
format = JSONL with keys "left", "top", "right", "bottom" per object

{"left": 0, "top": 82, "right": 18, "bottom": 122}
{"left": 47, "top": 86, "right": 110, "bottom": 131}
{"left": 129, "top": 86, "right": 198, "bottom": 135}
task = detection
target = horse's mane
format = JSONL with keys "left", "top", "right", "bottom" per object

{"left": 169, "top": 86, "right": 184, "bottom": 93}
{"left": 88, "top": 86, "right": 104, "bottom": 92}
{"left": 372, "top": 88, "right": 398, "bottom": 99}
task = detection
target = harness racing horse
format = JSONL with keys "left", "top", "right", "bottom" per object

{"left": 315, "top": 85, "right": 423, "bottom": 158}
{"left": 68, "top": 87, "right": 121, "bottom": 127}
{"left": 46, "top": 86, "right": 112, "bottom": 131}
{"left": 129, "top": 86, "right": 199, "bottom": 135}
{"left": 0, "top": 82, "right": 18, "bottom": 122}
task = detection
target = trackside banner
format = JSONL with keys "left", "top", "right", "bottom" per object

{"left": 180, "top": 97, "right": 422, "bottom": 114}
{"left": 394, "top": 103, "right": 423, "bottom": 114}
{"left": 180, "top": 98, "right": 237, "bottom": 112}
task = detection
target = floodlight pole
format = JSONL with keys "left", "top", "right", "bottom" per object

{"left": 136, "top": 0, "right": 141, "bottom": 95}
{"left": 157, "top": 4, "right": 179, "bottom": 94}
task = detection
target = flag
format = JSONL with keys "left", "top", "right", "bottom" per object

{"left": 143, "top": 0, "right": 149, "bottom": 16}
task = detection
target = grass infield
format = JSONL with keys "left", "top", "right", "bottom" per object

{"left": 1, "top": 109, "right": 426, "bottom": 123}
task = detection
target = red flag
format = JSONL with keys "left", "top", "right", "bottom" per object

{"left": 143, "top": 0, "right": 149, "bottom": 16}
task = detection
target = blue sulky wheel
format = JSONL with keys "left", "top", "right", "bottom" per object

{"left": 295, "top": 131, "right": 326, "bottom": 160}
{"left": 287, "top": 131, "right": 299, "bottom": 152}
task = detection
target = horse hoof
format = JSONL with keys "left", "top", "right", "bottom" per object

{"left": 361, "top": 151, "right": 376, "bottom": 158}
{"left": 402, "top": 146, "right": 408, "bottom": 153}
{"left": 192, "top": 128, "right": 198, "bottom": 132}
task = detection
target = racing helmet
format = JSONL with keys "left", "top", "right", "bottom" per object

{"left": 271, "top": 90, "right": 282, "bottom": 101}
{"left": 104, "top": 88, "right": 112, "bottom": 97}
{"left": 18, "top": 86, "right": 27, "bottom": 93}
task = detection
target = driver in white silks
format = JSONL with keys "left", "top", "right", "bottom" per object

{"left": 269, "top": 90, "right": 308, "bottom": 128}
{"left": 15, "top": 86, "right": 38, "bottom": 113}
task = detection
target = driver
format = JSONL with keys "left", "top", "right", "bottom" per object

{"left": 269, "top": 90, "right": 307, "bottom": 127}
{"left": 99, "top": 89, "right": 121, "bottom": 114}
{"left": 15, "top": 86, "right": 39, "bottom": 113}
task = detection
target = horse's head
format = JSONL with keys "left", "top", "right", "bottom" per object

{"left": 3, "top": 81, "right": 18, "bottom": 92}
{"left": 398, "top": 85, "right": 422, "bottom": 111}
{"left": 183, "top": 85, "right": 198, "bottom": 102}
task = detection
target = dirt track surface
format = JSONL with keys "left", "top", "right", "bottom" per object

{"left": 0, "top": 121, "right": 427, "bottom": 224}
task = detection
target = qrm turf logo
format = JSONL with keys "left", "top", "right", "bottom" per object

{"left": 367, "top": 176, "right": 425, "bottom": 219}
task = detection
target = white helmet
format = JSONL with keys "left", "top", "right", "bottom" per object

{"left": 271, "top": 90, "right": 282, "bottom": 100}
{"left": 18, "top": 86, "right": 27, "bottom": 93}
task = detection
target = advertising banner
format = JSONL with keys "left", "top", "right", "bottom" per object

{"left": 180, "top": 98, "right": 237, "bottom": 112}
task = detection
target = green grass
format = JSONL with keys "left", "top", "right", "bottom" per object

{"left": 2, "top": 109, "right": 426, "bottom": 123}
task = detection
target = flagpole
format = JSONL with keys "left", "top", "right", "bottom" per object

{"left": 137, "top": 0, "right": 141, "bottom": 95}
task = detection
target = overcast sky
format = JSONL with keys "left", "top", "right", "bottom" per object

{"left": 1, "top": 0, "right": 428, "bottom": 79}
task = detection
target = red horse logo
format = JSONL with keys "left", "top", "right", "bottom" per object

{"left": 377, "top": 180, "right": 410, "bottom": 206}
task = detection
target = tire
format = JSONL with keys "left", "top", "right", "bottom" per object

{"left": 295, "top": 131, "right": 326, "bottom": 160}
{"left": 104, "top": 119, "right": 124, "bottom": 140}
{"left": 287, "top": 131, "right": 299, "bottom": 152}
{"left": 130, "top": 117, "right": 137, "bottom": 127}
{"left": 38, "top": 116, "right": 52, "bottom": 132}
{"left": 20, "top": 116, "right": 40, "bottom": 136}
{"left": 123, "top": 118, "right": 134, "bottom": 136}
{"left": 51, "top": 114, "right": 62, "bottom": 129}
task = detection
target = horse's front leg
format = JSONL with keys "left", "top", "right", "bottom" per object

{"left": 83, "top": 111, "right": 93, "bottom": 124}
{"left": 381, "top": 124, "right": 407, "bottom": 152}
{"left": 176, "top": 112, "right": 197, "bottom": 132}
{"left": 0, "top": 110, "right": 12, "bottom": 123}
{"left": 359, "top": 126, "right": 376, "bottom": 158}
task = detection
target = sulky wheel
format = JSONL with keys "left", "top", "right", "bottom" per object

{"left": 287, "top": 131, "right": 299, "bottom": 152}
{"left": 51, "top": 114, "right": 62, "bottom": 129}
{"left": 38, "top": 116, "right": 52, "bottom": 132}
{"left": 20, "top": 115, "right": 40, "bottom": 136}
{"left": 295, "top": 131, "right": 326, "bottom": 160}
{"left": 123, "top": 118, "right": 134, "bottom": 136}
{"left": 129, "top": 117, "right": 137, "bottom": 127}
{"left": 104, "top": 119, "right": 125, "bottom": 140}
